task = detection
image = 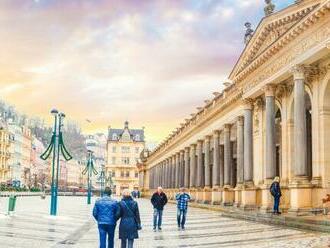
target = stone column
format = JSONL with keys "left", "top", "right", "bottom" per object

{"left": 224, "top": 124, "right": 232, "bottom": 186}
{"left": 243, "top": 100, "right": 253, "bottom": 183}
{"left": 184, "top": 147, "right": 190, "bottom": 188}
{"left": 190, "top": 144, "right": 197, "bottom": 188}
{"left": 293, "top": 65, "right": 308, "bottom": 178}
{"left": 204, "top": 136, "right": 211, "bottom": 188}
{"left": 171, "top": 156, "right": 175, "bottom": 188}
{"left": 241, "top": 99, "right": 256, "bottom": 209}
{"left": 235, "top": 117, "right": 244, "bottom": 207}
{"left": 178, "top": 151, "right": 183, "bottom": 187}
{"left": 265, "top": 84, "right": 276, "bottom": 181}
{"left": 212, "top": 130, "right": 222, "bottom": 204}
{"left": 196, "top": 140, "right": 203, "bottom": 188}
{"left": 212, "top": 131, "right": 220, "bottom": 187}
{"left": 236, "top": 117, "right": 244, "bottom": 185}
{"left": 161, "top": 163, "right": 164, "bottom": 187}
{"left": 175, "top": 153, "right": 180, "bottom": 188}
{"left": 219, "top": 144, "right": 224, "bottom": 187}
{"left": 289, "top": 65, "right": 312, "bottom": 213}
{"left": 222, "top": 124, "right": 234, "bottom": 206}
{"left": 164, "top": 160, "right": 168, "bottom": 188}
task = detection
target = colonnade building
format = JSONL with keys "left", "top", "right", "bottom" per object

{"left": 139, "top": 0, "right": 330, "bottom": 214}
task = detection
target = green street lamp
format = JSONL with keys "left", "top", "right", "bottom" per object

{"left": 40, "top": 109, "right": 72, "bottom": 216}
{"left": 98, "top": 168, "right": 105, "bottom": 197}
{"left": 82, "top": 150, "right": 98, "bottom": 204}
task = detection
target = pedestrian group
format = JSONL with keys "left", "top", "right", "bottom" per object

{"left": 93, "top": 177, "right": 282, "bottom": 248}
{"left": 93, "top": 186, "right": 191, "bottom": 248}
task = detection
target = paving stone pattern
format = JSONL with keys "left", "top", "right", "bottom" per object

{"left": 0, "top": 196, "right": 329, "bottom": 248}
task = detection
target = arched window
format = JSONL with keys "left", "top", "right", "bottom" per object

{"left": 135, "top": 134, "right": 140, "bottom": 141}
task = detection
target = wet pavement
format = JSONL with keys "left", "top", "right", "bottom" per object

{"left": 0, "top": 196, "right": 329, "bottom": 248}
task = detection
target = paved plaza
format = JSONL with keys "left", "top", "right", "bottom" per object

{"left": 0, "top": 196, "right": 330, "bottom": 248}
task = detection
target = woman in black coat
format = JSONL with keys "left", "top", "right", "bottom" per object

{"left": 119, "top": 189, "right": 141, "bottom": 248}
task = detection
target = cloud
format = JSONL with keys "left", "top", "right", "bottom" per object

{"left": 0, "top": 0, "right": 293, "bottom": 143}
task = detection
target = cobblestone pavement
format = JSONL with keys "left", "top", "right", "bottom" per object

{"left": 0, "top": 196, "right": 330, "bottom": 248}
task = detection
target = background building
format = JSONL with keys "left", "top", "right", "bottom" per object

{"left": 0, "top": 119, "right": 11, "bottom": 183}
{"left": 106, "top": 121, "right": 145, "bottom": 195}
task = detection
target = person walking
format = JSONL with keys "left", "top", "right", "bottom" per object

{"left": 270, "top": 176, "right": 282, "bottom": 215}
{"left": 176, "top": 188, "right": 191, "bottom": 230}
{"left": 151, "top": 186, "right": 168, "bottom": 231}
{"left": 93, "top": 187, "right": 120, "bottom": 248}
{"left": 118, "top": 189, "right": 141, "bottom": 248}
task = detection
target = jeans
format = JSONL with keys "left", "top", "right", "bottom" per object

{"left": 177, "top": 209, "right": 187, "bottom": 228}
{"left": 121, "top": 239, "right": 134, "bottom": 248}
{"left": 98, "top": 224, "right": 116, "bottom": 248}
{"left": 273, "top": 196, "right": 280, "bottom": 213}
{"left": 153, "top": 208, "right": 163, "bottom": 229}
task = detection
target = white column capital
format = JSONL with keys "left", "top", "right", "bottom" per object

{"left": 242, "top": 98, "right": 254, "bottom": 110}
{"left": 237, "top": 116, "right": 244, "bottom": 126}
{"left": 224, "top": 123, "right": 231, "bottom": 132}
{"left": 205, "top": 135, "right": 211, "bottom": 143}
{"left": 213, "top": 130, "right": 220, "bottom": 138}
{"left": 263, "top": 84, "right": 276, "bottom": 97}
{"left": 291, "top": 64, "right": 306, "bottom": 80}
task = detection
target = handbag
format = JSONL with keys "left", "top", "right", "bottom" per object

{"left": 122, "top": 201, "right": 142, "bottom": 230}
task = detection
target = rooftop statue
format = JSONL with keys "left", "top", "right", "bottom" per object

{"left": 264, "top": 0, "right": 275, "bottom": 16}
{"left": 244, "top": 22, "right": 254, "bottom": 45}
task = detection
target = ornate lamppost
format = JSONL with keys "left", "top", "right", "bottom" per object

{"left": 40, "top": 109, "right": 72, "bottom": 216}
{"left": 82, "top": 150, "right": 98, "bottom": 204}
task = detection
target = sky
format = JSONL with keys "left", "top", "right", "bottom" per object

{"left": 0, "top": 0, "right": 292, "bottom": 146}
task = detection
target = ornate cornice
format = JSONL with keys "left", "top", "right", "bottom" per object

{"left": 232, "top": 1, "right": 329, "bottom": 84}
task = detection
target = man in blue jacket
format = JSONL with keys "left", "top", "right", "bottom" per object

{"left": 93, "top": 187, "right": 120, "bottom": 248}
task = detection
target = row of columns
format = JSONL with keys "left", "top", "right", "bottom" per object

{"left": 149, "top": 65, "right": 310, "bottom": 199}
{"left": 150, "top": 107, "right": 254, "bottom": 190}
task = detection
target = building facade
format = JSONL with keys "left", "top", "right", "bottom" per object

{"left": 142, "top": 0, "right": 330, "bottom": 214}
{"left": 106, "top": 121, "right": 145, "bottom": 195}
{"left": 0, "top": 120, "right": 11, "bottom": 183}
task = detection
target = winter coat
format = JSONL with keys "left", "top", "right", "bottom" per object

{"left": 93, "top": 196, "right": 120, "bottom": 225}
{"left": 270, "top": 182, "right": 282, "bottom": 198}
{"left": 151, "top": 192, "right": 168, "bottom": 210}
{"left": 118, "top": 196, "right": 141, "bottom": 240}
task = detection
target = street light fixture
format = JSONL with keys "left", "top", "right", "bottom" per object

{"left": 40, "top": 109, "right": 72, "bottom": 216}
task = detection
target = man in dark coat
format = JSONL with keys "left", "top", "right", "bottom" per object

{"left": 93, "top": 187, "right": 120, "bottom": 248}
{"left": 119, "top": 189, "right": 141, "bottom": 248}
{"left": 151, "top": 186, "right": 168, "bottom": 231}
{"left": 270, "top": 176, "right": 282, "bottom": 215}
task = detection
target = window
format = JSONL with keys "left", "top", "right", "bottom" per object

{"left": 135, "top": 171, "right": 138, "bottom": 178}
{"left": 112, "top": 133, "right": 118, "bottom": 140}
{"left": 122, "top": 157, "right": 130, "bottom": 164}
{"left": 135, "top": 134, "right": 140, "bottom": 141}
{"left": 125, "top": 171, "right": 130, "bottom": 177}
{"left": 112, "top": 157, "right": 116, "bottom": 165}
{"left": 120, "top": 170, "right": 124, "bottom": 177}
{"left": 112, "top": 146, "right": 116, "bottom": 153}
{"left": 135, "top": 147, "right": 139, "bottom": 153}
{"left": 112, "top": 171, "right": 116, "bottom": 177}
{"left": 121, "top": 146, "right": 130, "bottom": 153}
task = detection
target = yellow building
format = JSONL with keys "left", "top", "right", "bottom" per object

{"left": 142, "top": 0, "right": 330, "bottom": 215}
{"left": 0, "top": 120, "right": 11, "bottom": 183}
{"left": 106, "top": 121, "right": 145, "bottom": 196}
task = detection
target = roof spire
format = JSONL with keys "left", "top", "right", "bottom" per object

{"left": 264, "top": 0, "right": 275, "bottom": 16}
{"left": 244, "top": 22, "right": 254, "bottom": 45}
{"left": 124, "top": 120, "right": 129, "bottom": 129}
